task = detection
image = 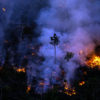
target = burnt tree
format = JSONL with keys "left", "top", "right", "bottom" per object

{"left": 50, "top": 33, "right": 59, "bottom": 64}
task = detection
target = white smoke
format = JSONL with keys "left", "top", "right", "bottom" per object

{"left": 1, "top": 0, "right": 100, "bottom": 93}
{"left": 30, "top": 0, "right": 100, "bottom": 92}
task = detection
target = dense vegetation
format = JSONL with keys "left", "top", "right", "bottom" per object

{"left": 0, "top": 66, "right": 100, "bottom": 100}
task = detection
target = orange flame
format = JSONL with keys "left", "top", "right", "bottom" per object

{"left": 16, "top": 68, "right": 26, "bottom": 73}
{"left": 79, "top": 81, "right": 85, "bottom": 86}
{"left": 64, "top": 82, "right": 76, "bottom": 96}
{"left": 86, "top": 55, "right": 100, "bottom": 69}
{"left": 26, "top": 85, "right": 31, "bottom": 93}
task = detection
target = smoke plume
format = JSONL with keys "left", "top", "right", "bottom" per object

{"left": 0, "top": 0, "right": 100, "bottom": 93}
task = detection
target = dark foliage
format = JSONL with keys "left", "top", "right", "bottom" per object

{"left": 0, "top": 66, "right": 100, "bottom": 100}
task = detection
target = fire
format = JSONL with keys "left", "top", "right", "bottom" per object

{"left": 64, "top": 82, "right": 76, "bottom": 96}
{"left": 79, "top": 81, "right": 85, "bottom": 86}
{"left": 16, "top": 68, "right": 26, "bottom": 73}
{"left": 2, "top": 8, "right": 6, "bottom": 12}
{"left": 26, "top": 85, "right": 31, "bottom": 93}
{"left": 86, "top": 55, "right": 100, "bottom": 69}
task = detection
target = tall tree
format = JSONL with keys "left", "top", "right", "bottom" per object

{"left": 50, "top": 33, "right": 59, "bottom": 64}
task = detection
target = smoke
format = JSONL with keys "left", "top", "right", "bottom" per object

{"left": 0, "top": 0, "right": 100, "bottom": 93}
{"left": 0, "top": 0, "right": 48, "bottom": 65}
{"left": 33, "top": 0, "right": 100, "bottom": 92}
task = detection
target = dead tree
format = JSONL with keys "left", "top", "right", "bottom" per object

{"left": 50, "top": 33, "right": 59, "bottom": 64}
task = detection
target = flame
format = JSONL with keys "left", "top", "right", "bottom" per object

{"left": 26, "top": 85, "right": 31, "bottom": 93}
{"left": 16, "top": 68, "right": 26, "bottom": 73}
{"left": 79, "top": 81, "right": 85, "bottom": 86}
{"left": 64, "top": 82, "right": 76, "bottom": 96}
{"left": 86, "top": 55, "right": 100, "bottom": 69}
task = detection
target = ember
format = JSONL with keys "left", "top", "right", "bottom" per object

{"left": 26, "top": 85, "right": 31, "bottom": 93}
{"left": 16, "top": 68, "right": 26, "bottom": 73}
{"left": 64, "top": 82, "right": 76, "bottom": 96}
{"left": 2, "top": 8, "right": 6, "bottom": 12}
{"left": 79, "top": 81, "right": 85, "bottom": 86}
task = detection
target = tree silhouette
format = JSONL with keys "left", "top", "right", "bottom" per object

{"left": 65, "top": 52, "right": 74, "bottom": 61}
{"left": 50, "top": 33, "right": 59, "bottom": 64}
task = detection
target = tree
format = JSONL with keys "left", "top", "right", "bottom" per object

{"left": 65, "top": 52, "right": 74, "bottom": 61}
{"left": 50, "top": 33, "right": 59, "bottom": 64}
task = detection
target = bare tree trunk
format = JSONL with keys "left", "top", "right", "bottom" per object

{"left": 54, "top": 45, "right": 56, "bottom": 64}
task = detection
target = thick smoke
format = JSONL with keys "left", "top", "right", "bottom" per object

{"left": 0, "top": 0, "right": 100, "bottom": 93}
{"left": 35, "top": 0, "right": 100, "bottom": 92}
{"left": 0, "top": 0, "right": 48, "bottom": 66}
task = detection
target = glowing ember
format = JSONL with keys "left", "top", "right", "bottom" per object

{"left": 79, "top": 81, "right": 85, "bottom": 86}
{"left": 16, "top": 68, "right": 26, "bottom": 73}
{"left": 86, "top": 55, "right": 100, "bottom": 69}
{"left": 2, "top": 8, "right": 6, "bottom": 12}
{"left": 32, "top": 52, "right": 35, "bottom": 56}
{"left": 64, "top": 82, "right": 76, "bottom": 96}
{"left": 26, "top": 85, "right": 31, "bottom": 93}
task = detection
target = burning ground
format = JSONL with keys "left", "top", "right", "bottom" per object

{"left": 0, "top": 0, "right": 100, "bottom": 100}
